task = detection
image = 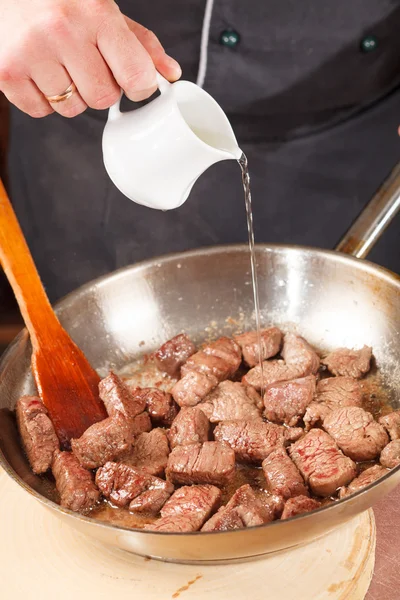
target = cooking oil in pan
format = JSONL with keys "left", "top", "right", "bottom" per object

{"left": 239, "top": 152, "right": 265, "bottom": 394}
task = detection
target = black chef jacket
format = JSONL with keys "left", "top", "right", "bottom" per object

{"left": 7, "top": 0, "right": 400, "bottom": 301}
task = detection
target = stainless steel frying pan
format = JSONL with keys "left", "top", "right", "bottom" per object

{"left": 0, "top": 164, "right": 399, "bottom": 563}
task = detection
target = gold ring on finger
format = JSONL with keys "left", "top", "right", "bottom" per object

{"left": 45, "top": 82, "right": 77, "bottom": 104}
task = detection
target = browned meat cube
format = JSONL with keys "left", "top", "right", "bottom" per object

{"left": 201, "top": 484, "right": 273, "bottom": 532}
{"left": 282, "top": 333, "right": 320, "bottom": 372}
{"left": 202, "top": 508, "right": 243, "bottom": 531}
{"left": 154, "top": 333, "right": 196, "bottom": 376}
{"left": 135, "top": 387, "right": 178, "bottom": 427}
{"left": 99, "top": 372, "right": 146, "bottom": 419}
{"left": 242, "top": 360, "right": 285, "bottom": 390}
{"left": 380, "top": 440, "right": 400, "bottom": 469}
{"left": 168, "top": 407, "right": 210, "bottom": 448}
{"left": 181, "top": 352, "right": 231, "bottom": 380}
{"left": 131, "top": 411, "right": 152, "bottom": 437}
{"left": 162, "top": 484, "right": 221, "bottom": 520}
{"left": 199, "top": 381, "right": 262, "bottom": 423}
{"left": 166, "top": 441, "right": 235, "bottom": 486}
{"left": 281, "top": 495, "right": 321, "bottom": 520}
{"left": 322, "top": 346, "right": 372, "bottom": 378}
{"left": 181, "top": 337, "right": 241, "bottom": 381}
{"left": 263, "top": 375, "right": 316, "bottom": 426}
{"left": 262, "top": 447, "right": 309, "bottom": 499}
{"left": 289, "top": 429, "right": 356, "bottom": 497}
{"left": 71, "top": 412, "right": 136, "bottom": 469}
{"left": 122, "top": 428, "right": 170, "bottom": 476}
{"left": 146, "top": 484, "right": 221, "bottom": 532}
{"left": 172, "top": 371, "right": 218, "bottom": 407}
{"left": 243, "top": 334, "right": 319, "bottom": 390}
{"left": 129, "top": 488, "right": 172, "bottom": 514}
{"left": 203, "top": 337, "right": 242, "bottom": 375}
{"left": 379, "top": 410, "right": 400, "bottom": 441}
{"left": 96, "top": 461, "right": 173, "bottom": 509}
{"left": 145, "top": 514, "right": 198, "bottom": 532}
{"left": 52, "top": 450, "right": 100, "bottom": 512}
{"left": 323, "top": 407, "right": 388, "bottom": 462}
{"left": 16, "top": 395, "right": 59, "bottom": 474}
{"left": 234, "top": 327, "right": 282, "bottom": 367}
{"left": 214, "top": 420, "right": 287, "bottom": 463}
{"left": 339, "top": 465, "right": 388, "bottom": 498}
{"left": 304, "top": 377, "right": 363, "bottom": 429}
{"left": 285, "top": 427, "right": 305, "bottom": 442}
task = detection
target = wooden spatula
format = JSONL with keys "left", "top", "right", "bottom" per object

{"left": 0, "top": 179, "right": 107, "bottom": 447}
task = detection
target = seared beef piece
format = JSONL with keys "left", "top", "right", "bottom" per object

{"left": 199, "top": 381, "right": 262, "bottom": 423}
{"left": 136, "top": 387, "right": 178, "bottom": 427}
{"left": 16, "top": 395, "right": 59, "bottom": 474}
{"left": 71, "top": 412, "right": 136, "bottom": 469}
{"left": 203, "top": 337, "right": 242, "bottom": 375}
{"left": 281, "top": 333, "right": 320, "bottom": 372}
{"left": 181, "top": 352, "right": 230, "bottom": 380}
{"left": 262, "top": 447, "right": 309, "bottom": 499}
{"left": 145, "top": 515, "right": 197, "bottom": 532}
{"left": 147, "top": 484, "right": 221, "bottom": 532}
{"left": 166, "top": 441, "right": 235, "bottom": 486}
{"left": 234, "top": 327, "right": 282, "bottom": 367}
{"left": 323, "top": 407, "right": 388, "bottom": 462}
{"left": 99, "top": 372, "right": 146, "bottom": 419}
{"left": 201, "top": 484, "right": 273, "bottom": 532}
{"left": 281, "top": 495, "right": 321, "bottom": 520}
{"left": 154, "top": 333, "right": 196, "bottom": 377}
{"left": 129, "top": 488, "right": 172, "bottom": 514}
{"left": 322, "top": 346, "right": 372, "bottom": 379}
{"left": 122, "top": 428, "right": 170, "bottom": 476}
{"left": 168, "top": 407, "right": 210, "bottom": 448}
{"left": 289, "top": 429, "right": 356, "bottom": 497}
{"left": 202, "top": 507, "right": 243, "bottom": 531}
{"left": 285, "top": 427, "right": 304, "bottom": 442}
{"left": 304, "top": 377, "right": 363, "bottom": 429}
{"left": 172, "top": 371, "right": 219, "bottom": 408}
{"left": 163, "top": 484, "right": 221, "bottom": 521}
{"left": 161, "top": 483, "right": 221, "bottom": 518}
{"left": 263, "top": 493, "right": 285, "bottom": 518}
{"left": 131, "top": 411, "right": 152, "bottom": 437}
{"left": 214, "top": 420, "right": 288, "bottom": 463}
{"left": 380, "top": 440, "right": 400, "bottom": 469}
{"left": 379, "top": 410, "right": 400, "bottom": 441}
{"left": 52, "top": 450, "right": 100, "bottom": 512}
{"left": 181, "top": 337, "right": 241, "bottom": 381}
{"left": 243, "top": 333, "right": 319, "bottom": 390}
{"left": 339, "top": 465, "right": 388, "bottom": 498}
{"left": 263, "top": 375, "right": 316, "bottom": 426}
{"left": 96, "top": 461, "right": 173, "bottom": 509}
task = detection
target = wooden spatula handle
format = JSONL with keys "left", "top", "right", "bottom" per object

{"left": 0, "top": 179, "right": 59, "bottom": 347}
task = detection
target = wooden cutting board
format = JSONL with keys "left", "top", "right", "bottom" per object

{"left": 0, "top": 467, "right": 375, "bottom": 599}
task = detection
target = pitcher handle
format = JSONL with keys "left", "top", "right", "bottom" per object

{"left": 107, "top": 73, "right": 172, "bottom": 122}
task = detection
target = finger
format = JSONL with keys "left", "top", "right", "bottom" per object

{"left": 29, "top": 59, "right": 87, "bottom": 118}
{"left": 61, "top": 43, "right": 120, "bottom": 110}
{"left": 96, "top": 18, "right": 157, "bottom": 102}
{"left": 124, "top": 17, "right": 181, "bottom": 82}
{"left": 0, "top": 78, "right": 53, "bottom": 118}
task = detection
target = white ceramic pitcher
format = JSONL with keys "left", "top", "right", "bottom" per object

{"left": 102, "top": 75, "right": 242, "bottom": 210}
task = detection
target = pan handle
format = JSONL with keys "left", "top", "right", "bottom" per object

{"left": 335, "top": 161, "right": 400, "bottom": 259}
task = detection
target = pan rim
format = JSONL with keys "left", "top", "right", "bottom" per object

{"left": 1, "top": 242, "right": 399, "bottom": 540}
{"left": 56, "top": 243, "right": 400, "bottom": 314}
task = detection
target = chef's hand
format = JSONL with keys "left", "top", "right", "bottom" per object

{"left": 0, "top": 0, "right": 181, "bottom": 118}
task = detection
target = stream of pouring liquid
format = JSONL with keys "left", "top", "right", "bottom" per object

{"left": 238, "top": 152, "right": 265, "bottom": 395}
